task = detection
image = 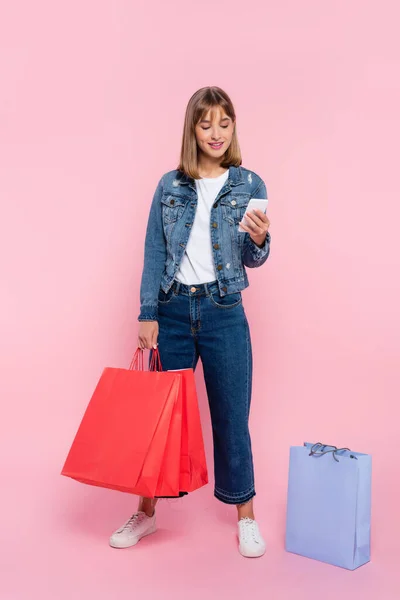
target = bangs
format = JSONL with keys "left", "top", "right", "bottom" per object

{"left": 194, "top": 99, "right": 235, "bottom": 128}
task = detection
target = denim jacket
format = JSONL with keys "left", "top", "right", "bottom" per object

{"left": 138, "top": 164, "right": 271, "bottom": 321}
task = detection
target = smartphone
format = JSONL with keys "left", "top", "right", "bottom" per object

{"left": 238, "top": 198, "right": 268, "bottom": 232}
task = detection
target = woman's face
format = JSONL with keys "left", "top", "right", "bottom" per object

{"left": 194, "top": 106, "right": 235, "bottom": 160}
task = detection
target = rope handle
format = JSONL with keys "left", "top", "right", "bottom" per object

{"left": 128, "top": 346, "right": 163, "bottom": 372}
{"left": 129, "top": 347, "right": 144, "bottom": 371}
{"left": 306, "top": 441, "right": 358, "bottom": 462}
{"left": 149, "top": 346, "right": 163, "bottom": 371}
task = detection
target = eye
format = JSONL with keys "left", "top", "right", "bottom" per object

{"left": 201, "top": 125, "right": 229, "bottom": 130}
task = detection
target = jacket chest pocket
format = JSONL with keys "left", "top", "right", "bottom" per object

{"left": 161, "top": 194, "right": 187, "bottom": 224}
{"left": 220, "top": 194, "right": 250, "bottom": 225}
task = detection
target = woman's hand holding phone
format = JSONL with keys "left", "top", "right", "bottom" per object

{"left": 239, "top": 198, "right": 270, "bottom": 246}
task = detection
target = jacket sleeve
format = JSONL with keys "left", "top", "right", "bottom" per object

{"left": 137, "top": 176, "right": 166, "bottom": 321}
{"left": 241, "top": 177, "right": 271, "bottom": 269}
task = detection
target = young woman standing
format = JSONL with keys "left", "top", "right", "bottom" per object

{"left": 110, "top": 87, "right": 271, "bottom": 557}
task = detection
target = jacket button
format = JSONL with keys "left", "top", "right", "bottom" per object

{"left": 212, "top": 222, "right": 218, "bottom": 228}
{"left": 217, "top": 264, "right": 223, "bottom": 271}
{"left": 213, "top": 243, "right": 219, "bottom": 249}
{"left": 222, "top": 286, "right": 227, "bottom": 292}
{"left": 213, "top": 202, "right": 218, "bottom": 208}
{"left": 231, "top": 199, "right": 237, "bottom": 206}
{"left": 170, "top": 199, "right": 175, "bottom": 205}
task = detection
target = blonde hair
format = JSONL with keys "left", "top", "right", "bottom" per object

{"left": 177, "top": 86, "right": 242, "bottom": 180}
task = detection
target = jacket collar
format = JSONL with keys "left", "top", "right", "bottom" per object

{"left": 176, "top": 164, "right": 245, "bottom": 192}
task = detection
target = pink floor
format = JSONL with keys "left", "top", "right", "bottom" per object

{"left": 3, "top": 465, "right": 399, "bottom": 600}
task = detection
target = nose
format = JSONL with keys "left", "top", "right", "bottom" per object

{"left": 211, "top": 130, "right": 221, "bottom": 141}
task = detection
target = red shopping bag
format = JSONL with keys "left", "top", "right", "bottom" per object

{"left": 61, "top": 348, "right": 183, "bottom": 497}
{"left": 163, "top": 368, "right": 208, "bottom": 493}
{"left": 137, "top": 352, "right": 208, "bottom": 495}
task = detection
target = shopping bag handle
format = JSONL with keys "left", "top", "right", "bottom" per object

{"left": 128, "top": 347, "right": 163, "bottom": 372}
{"left": 307, "top": 442, "right": 357, "bottom": 462}
{"left": 149, "top": 346, "right": 163, "bottom": 371}
{"left": 129, "top": 348, "right": 144, "bottom": 371}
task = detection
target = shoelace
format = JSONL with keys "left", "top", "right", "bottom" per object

{"left": 120, "top": 512, "right": 145, "bottom": 532}
{"left": 239, "top": 517, "right": 259, "bottom": 543}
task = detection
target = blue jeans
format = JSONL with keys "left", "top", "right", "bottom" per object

{"left": 149, "top": 278, "right": 256, "bottom": 505}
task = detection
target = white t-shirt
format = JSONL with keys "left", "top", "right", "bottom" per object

{"left": 175, "top": 169, "right": 229, "bottom": 285}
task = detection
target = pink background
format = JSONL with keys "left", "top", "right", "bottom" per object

{"left": 1, "top": 1, "right": 399, "bottom": 598}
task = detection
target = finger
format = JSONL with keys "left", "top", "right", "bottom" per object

{"left": 242, "top": 215, "right": 259, "bottom": 231}
{"left": 239, "top": 221, "right": 254, "bottom": 233}
{"left": 253, "top": 208, "right": 269, "bottom": 224}
{"left": 240, "top": 219, "right": 249, "bottom": 231}
{"left": 151, "top": 332, "right": 158, "bottom": 349}
{"left": 245, "top": 212, "right": 270, "bottom": 234}
{"left": 245, "top": 210, "right": 264, "bottom": 227}
{"left": 242, "top": 216, "right": 263, "bottom": 233}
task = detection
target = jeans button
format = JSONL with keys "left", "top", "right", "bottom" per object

{"left": 190, "top": 286, "right": 197, "bottom": 293}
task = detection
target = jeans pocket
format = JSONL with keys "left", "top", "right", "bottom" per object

{"left": 208, "top": 290, "right": 242, "bottom": 309}
{"left": 158, "top": 287, "right": 176, "bottom": 304}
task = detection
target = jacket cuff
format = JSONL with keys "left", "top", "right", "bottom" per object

{"left": 249, "top": 230, "right": 271, "bottom": 257}
{"left": 138, "top": 304, "right": 159, "bottom": 322}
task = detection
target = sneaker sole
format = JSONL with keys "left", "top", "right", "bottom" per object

{"left": 238, "top": 543, "right": 266, "bottom": 558}
{"left": 109, "top": 523, "right": 157, "bottom": 549}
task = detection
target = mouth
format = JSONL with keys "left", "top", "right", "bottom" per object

{"left": 208, "top": 142, "right": 224, "bottom": 150}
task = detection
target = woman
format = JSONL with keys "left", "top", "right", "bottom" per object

{"left": 110, "top": 86, "right": 271, "bottom": 557}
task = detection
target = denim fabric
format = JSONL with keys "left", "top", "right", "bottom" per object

{"left": 149, "top": 279, "right": 256, "bottom": 505}
{"left": 138, "top": 165, "right": 271, "bottom": 321}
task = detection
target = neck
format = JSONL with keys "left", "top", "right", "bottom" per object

{"left": 197, "top": 153, "right": 227, "bottom": 178}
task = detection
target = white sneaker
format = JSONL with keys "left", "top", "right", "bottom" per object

{"left": 109, "top": 510, "right": 157, "bottom": 549}
{"left": 238, "top": 517, "right": 266, "bottom": 557}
